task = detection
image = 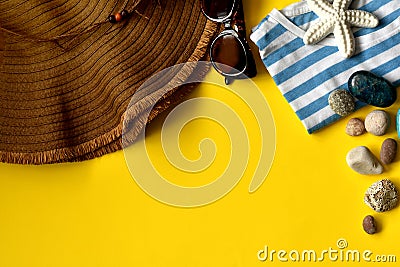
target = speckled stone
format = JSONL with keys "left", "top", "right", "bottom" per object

{"left": 380, "top": 138, "right": 397, "bottom": 164}
{"left": 328, "top": 89, "right": 355, "bottom": 116}
{"left": 346, "top": 146, "right": 383, "bottom": 175}
{"left": 364, "top": 179, "right": 398, "bottom": 212}
{"left": 364, "top": 110, "right": 390, "bottom": 136}
{"left": 348, "top": 71, "right": 396, "bottom": 108}
{"left": 345, "top": 118, "right": 365, "bottom": 136}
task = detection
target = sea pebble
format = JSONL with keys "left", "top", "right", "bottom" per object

{"left": 362, "top": 215, "right": 377, "bottom": 234}
{"left": 328, "top": 89, "right": 355, "bottom": 116}
{"left": 348, "top": 71, "right": 396, "bottom": 108}
{"left": 345, "top": 118, "right": 365, "bottom": 136}
{"left": 380, "top": 138, "right": 397, "bottom": 164}
{"left": 364, "top": 179, "right": 398, "bottom": 212}
{"left": 364, "top": 110, "right": 390, "bottom": 136}
{"left": 397, "top": 109, "right": 400, "bottom": 139}
{"left": 346, "top": 146, "right": 383, "bottom": 175}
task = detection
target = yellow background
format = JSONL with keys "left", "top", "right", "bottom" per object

{"left": 1, "top": 0, "right": 399, "bottom": 266}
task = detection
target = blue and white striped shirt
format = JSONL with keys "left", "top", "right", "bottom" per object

{"left": 250, "top": 0, "right": 400, "bottom": 133}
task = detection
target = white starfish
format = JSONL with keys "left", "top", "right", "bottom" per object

{"left": 303, "top": 0, "right": 379, "bottom": 58}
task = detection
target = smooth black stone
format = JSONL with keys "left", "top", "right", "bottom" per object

{"left": 348, "top": 71, "right": 397, "bottom": 108}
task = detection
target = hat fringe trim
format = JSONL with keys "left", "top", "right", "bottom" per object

{"left": 0, "top": 20, "right": 219, "bottom": 165}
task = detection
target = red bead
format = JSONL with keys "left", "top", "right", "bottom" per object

{"left": 115, "top": 13, "right": 122, "bottom": 22}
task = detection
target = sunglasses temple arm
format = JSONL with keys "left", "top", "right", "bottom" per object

{"left": 233, "top": 0, "right": 246, "bottom": 39}
{"left": 234, "top": 0, "right": 257, "bottom": 78}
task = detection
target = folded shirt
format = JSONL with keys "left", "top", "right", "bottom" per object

{"left": 250, "top": 0, "right": 400, "bottom": 133}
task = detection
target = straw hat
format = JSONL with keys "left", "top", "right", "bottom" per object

{"left": 0, "top": 0, "right": 218, "bottom": 164}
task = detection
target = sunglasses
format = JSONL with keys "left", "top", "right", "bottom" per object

{"left": 201, "top": 0, "right": 257, "bottom": 85}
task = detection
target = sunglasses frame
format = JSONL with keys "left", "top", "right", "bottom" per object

{"left": 200, "top": 0, "right": 238, "bottom": 23}
{"left": 209, "top": 29, "right": 248, "bottom": 77}
{"left": 201, "top": 0, "right": 255, "bottom": 83}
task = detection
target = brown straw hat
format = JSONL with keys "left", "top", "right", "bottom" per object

{"left": 0, "top": 0, "right": 219, "bottom": 164}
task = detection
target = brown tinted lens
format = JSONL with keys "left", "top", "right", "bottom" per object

{"left": 201, "top": 0, "right": 235, "bottom": 20}
{"left": 211, "top": 34, "right": 246, "bottom": 75}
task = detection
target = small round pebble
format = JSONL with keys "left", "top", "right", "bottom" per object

{"left": 380, "top": 138, "right": 397, "bottom": 164}
{"left": 364, "top": 179, "right": 398, "bottom": 212}
{"left": 345, "top": 118, "right": 365, "bottom": 136}
{"left": 346, "top": 146, "right": 383, "bottom": 175}
{"left": 328, "top": 89, "right": 355, "bottom": 116}
{"left": 362, "top": 215, "right": 377, "bottom": 234}
{"left": 364, "top": 110, "right": 390, "bottom": 136}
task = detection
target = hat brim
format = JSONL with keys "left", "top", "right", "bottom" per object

{"left": 0, "top": 0, "right": 219, "bottom": 164}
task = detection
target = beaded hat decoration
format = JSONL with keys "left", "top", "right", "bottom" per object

{"left": 0, "top": 0, "right": 219, "bottom": 164}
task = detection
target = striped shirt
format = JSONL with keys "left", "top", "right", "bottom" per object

{"left": 250, "top": 0, "right": 400, "bottom": 133}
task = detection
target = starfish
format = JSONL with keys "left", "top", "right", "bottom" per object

{"left": 303, "top": 0, "right": 379, "bottom": 58}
